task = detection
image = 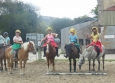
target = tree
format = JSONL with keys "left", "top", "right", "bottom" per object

{"left": 50, "top": 18, "right": 74, "bottom": 39}
{"left": 73, "top": 15, "right": 89, "bottom": 24}
{"left": 91, "top": 5, "right": 98, "bottom": 17}
{"left": 0, "top": 0, "right": 43, "bottom": 43}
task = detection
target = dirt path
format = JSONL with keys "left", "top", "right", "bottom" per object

{"left": 0, "top": 61, "right": 115, "bottom": 83}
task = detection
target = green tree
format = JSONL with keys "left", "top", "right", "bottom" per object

{"left": 50, "top": 18, "right": 74, "bottom": 39}
{"left": 91, "top": 5, "right": 98, "bottom": 17}
{"left": 73, "top": 15, "right": 89, "bottom": 24}
{"left": 0, "top": 0, "right": 43, "bottom": 43}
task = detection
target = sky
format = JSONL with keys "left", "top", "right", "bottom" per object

{"left": 20, "top": 0, "right": 97, "bottom": 19}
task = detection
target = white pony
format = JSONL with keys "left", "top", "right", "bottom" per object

{"left": 78, "top": 45, "right": 105, "bottom": 72}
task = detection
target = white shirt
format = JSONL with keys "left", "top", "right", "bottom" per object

{"left": 13, "top": 36, "right": 22, "bottom": 42}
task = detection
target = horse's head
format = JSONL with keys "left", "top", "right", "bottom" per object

{"left": 64, "top": 44, "right": 73, "bottom": 57}
{"left": 78, "top": 54, "right": 85, "bottom": 70}
{"left": 46, "top": 42, "right": 52, "bottom": 54}
{"left": 28, "top": 41, "right": 36, "bottom": 54}
{"left": 78, "top": 46, "right": 94, "bottom": 70}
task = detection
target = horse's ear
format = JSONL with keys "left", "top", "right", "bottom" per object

{"left": 29, "top": 41, "right": 32, "bottom": 45}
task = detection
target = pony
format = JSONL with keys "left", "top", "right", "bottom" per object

{"left": 5, "top": 41, "right": 36, "bottom": 74}
{"left": 0, "top": 44, "right": 7, "bottom": 71}
{"left": 78, "top": 45, "right": 105, "bottom": 72}
{"left": 64, "top": 43, "right": 80, "bottom": 72}
{"left": 46, "top": 42, "right": 56, "bottom": 72}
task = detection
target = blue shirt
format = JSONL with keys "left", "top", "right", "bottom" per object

{"left": 69, "top": 35, "right": 77, "bottom": 43}
{"left": 5, "top": 37, "right": 10, "bottom": 45}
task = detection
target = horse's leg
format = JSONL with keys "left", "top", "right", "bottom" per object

{"left": 52, "top": 58, "right": 55, "bottom": 72}
{"left": 8, "top": 59, "right": 13, "bottom": 74}
{"left": 0, "top": 59, "right": 3, "bottom": 71}
{"left": 22, "top": 60, "right": 27, "bottom": 74}
{"left": 102, "top": 54, "right": 105, "bottom": 71}
{"left": 10, "top": 59, "right": 13, "bottom": 74}
{"left": 69, "top": 58, "right": 72, "bottom": 72}
{"left": 47, "top": 58, "right": 49, "bottom": 73}
{"left": 88, "top": 59, "right": 91, "bottom": 72}
{"left": 97, "top": 58, "right": 100, "bottom": 71}
{"left": 7, "top": 59, "right": 10, "bottom": 74}
{"left": 14, "top": 61, "right": 18, "bottom": 69}
{"left": 4, "top": 58, "right": 7, "bottom": 71}
{"left": 92, "top": 59, "right": 95, "bottom": 71}
{"left": 73, "top": 58, "right": 76, "bottom": 72}
{"left": 0, "top": 59, "right": 2, "bottom": 71}
{"left": 19, "top": 60, "right": 23, "bottom": 74}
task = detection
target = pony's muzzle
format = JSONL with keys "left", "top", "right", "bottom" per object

{"left": 79, "top": 65, "right": 81, "bottom": 70}
{"left": 32, "top": 50, "right": 36, "bottom": 54}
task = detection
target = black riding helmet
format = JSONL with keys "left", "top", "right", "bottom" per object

{"left": 3, "top": 32, "right": 8, "bottom": 37}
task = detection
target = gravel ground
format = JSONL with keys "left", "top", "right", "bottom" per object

{"left": 0, "top": 60, "right": 115, "bottom": 83}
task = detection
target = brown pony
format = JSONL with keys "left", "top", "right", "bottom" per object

{"left": 46, "top": 42, "right": 56, "bottom": 72}
{"left": 0, "top": 44, "right": 7, "bottom": 71}
{"left": 5, "top": 41, "right": 36, "bottom": 74}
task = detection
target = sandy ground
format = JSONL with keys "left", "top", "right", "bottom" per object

{"left": 0, "top": 60, "right": 115, "bottom": 83}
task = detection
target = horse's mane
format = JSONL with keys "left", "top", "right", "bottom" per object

{"left": 82, "top": 46, "right": 94, "bottom": 55}
{"left": 22, "top": 41, "right": 35, "bottom": 51}
{"left": 48, "top": 43, "right": 54, "bottom": 51}
{"left": 86, "top": 46, "right": 94, "bottom": 52}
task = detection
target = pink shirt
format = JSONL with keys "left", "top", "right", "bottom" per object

{"left": 46, "top": 34, "right": 54, "bottom": 42}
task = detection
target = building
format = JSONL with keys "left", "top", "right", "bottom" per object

{"left": 61, "top": 0, "right": 115, "bottom": 53}
{"left": 61, "top": 18, "right": 98, "bottom": 52}
{"left": 98, "top": 0, "right": 115, "bottom": 53}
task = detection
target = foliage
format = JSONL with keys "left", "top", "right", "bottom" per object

{"left": 0, "top": 0, "right": 46, "bottom": 43}
{"left": 50, "top": 18, "right": 74, "bottom": 39}
{"left": 91, "top": 5, "right": 98, "bottom": 17}
{"left": 50, "top": 15, "right": 89, "bottom": 39}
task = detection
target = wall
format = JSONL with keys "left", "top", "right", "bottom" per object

{"left": 104, "top": 0, "right": 115, "bottom": 10}
{"left": 61, "top": 20, "right": 98, "bottom": 52}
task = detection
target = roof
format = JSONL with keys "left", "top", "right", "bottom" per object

{"left": 105, "top": 6, "right": 115, "bottom": 11}
{"left": 77, "top": 17, "right": 97, "bottom": 24}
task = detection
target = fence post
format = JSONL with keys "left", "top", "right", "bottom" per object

{"left": 38, "top": 41, "right": 41, "bottom": 60}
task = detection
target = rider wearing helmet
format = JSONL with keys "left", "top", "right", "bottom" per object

{"left": 64, "top": 28, "right": 81, "bottom": 58}
{"left": 86, "top": 27, "right": 102, "bottom": 58}
{"left": 3, "top": 32, "right": 10, "bottom": 46}
{"left": 12, "top": 30, "right": 23, "bottom": 60}
{"left": 41, "top": 27, "right": 59, "bottom": 57}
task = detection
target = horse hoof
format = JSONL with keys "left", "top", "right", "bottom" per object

{"left": 5, "top": 68, "right": 7, "bottom": 71}
{"left": 92, "top": 69, "right": 95, "bottom": 71}
{"left": 14, "top": 68, "right": 18, "bottom": 70}
{"left": 20, "top": 73, "right": 24, "bottom": 75}
{"left": 8, "top": 72, "right": 12, "bottom": 74}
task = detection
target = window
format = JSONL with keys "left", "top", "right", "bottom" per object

{"left": 79, "top": 39, "right": 84, "bottom": 46}
{"left": 86, "top": 39, "right": 90, "bottom": 45}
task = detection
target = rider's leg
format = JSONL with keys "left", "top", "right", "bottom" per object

{"left": 55, "top": 47, "right": 59, "bottom": 57}
{"left": 75, "top": 45, "right": 80, "bottom": 54}
{"left": 13, "top": 49, "right": 18, "bottom": 60}
{"left": 96, "top": 46, "right": 100, "bottom": 58}
{"left": 43, "top": 46, "right": 46, "bottom": 57}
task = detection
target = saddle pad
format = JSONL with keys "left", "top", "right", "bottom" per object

{"left": 10, "top": 50, "right": 15, "bottom": 55}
